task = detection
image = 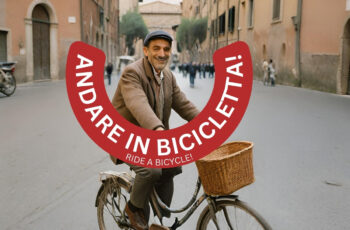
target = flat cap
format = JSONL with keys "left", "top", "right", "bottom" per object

{"left": 144, "top": 30, "right": 173, "bottom": 46}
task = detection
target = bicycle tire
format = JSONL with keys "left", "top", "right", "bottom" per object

{"left": 196, "top": 198, "right": 272, "bottom": 230}
{"left": 96, "top": 179, "right": 132, "bottom": 230}
{"left": 1, "top": 72, "right": 16, "bottom": 96}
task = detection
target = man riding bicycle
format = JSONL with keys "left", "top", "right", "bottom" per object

{"left": 110, "top": 30, "right": 199, "bottom": 230}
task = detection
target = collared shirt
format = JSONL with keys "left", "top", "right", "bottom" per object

{"left": 151, "top": 65, "right": 164, "bottom": 81}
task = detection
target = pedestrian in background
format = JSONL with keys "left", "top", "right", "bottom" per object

{"left": 183, "top": 63, "right": 188, "bottom": 78}
{"left": 268, "top": 59, "right": 276, "bottom": 86}
{"left": 178, "top": 63, "right": 183, "bottom": 77}
{"left": 201, "top": 63, "right": 206, "bottom": 79}
{"left": 188, "top": 61, "right": 197, "bottom": 88}
{"left": 209, "top": 62, "right": 215, "bottom": 78}
{"left": 192, "top": 62, "right": 199, "bottom": 79}
{"left": 105, "top": 62, "right": 113, "bottom": 85}
{"left": 205, "top": 62, "right": 210, "bottom": 78}
{"left": 262, "top": 59, "right": 269, "bottom": 85}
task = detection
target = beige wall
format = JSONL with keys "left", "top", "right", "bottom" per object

{"left": 3, "top": 0, "right": 81, "bottom": 82}
{"left": 139, "top": 1, "right": 181, "bottom": 32}
{"left": 239, "top": 0, "right": 297, "bottom": 85}
{"left": 139, "top": 1, "right": 181, "bottom": 60}
{"left": 179, "top": 0, "right": 350, "bottom": 94}
{"left": 119, "top": 0, "right": 138, "bottom": 17}
{"left": 301, "top": 0, "right": 347, "bottom": 54}
{"left": 0, "top": 0, "right": 6, "bottom": 25}
{"left": 6, "top": 0, "right": 80, "bottom": 58}
{"left": 2, "top": 0, "right": 119, "bottom": 83}
{"left": 54, "top": 0, "right": 81, "bottom": 79}
{"left": 299, "top": 0, "right": 350, "bottom": 93}
{"left": 181, "top": 0, "right": 197, "bottom": 19}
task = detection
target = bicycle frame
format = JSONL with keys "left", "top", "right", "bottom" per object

{"left": 149, "top": 177, "right": 238, "bottom": 229}
{"left": 97, "top": 171, "right": 239, "bottom": 230}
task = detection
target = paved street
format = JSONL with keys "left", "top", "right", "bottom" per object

{"left": 1, "top": 69, "right": 350, "bottom": 230}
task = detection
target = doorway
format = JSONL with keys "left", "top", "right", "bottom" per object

{"left": 32, "top": 4, "right": 50, "bottom": 80}
{"left": 0, "top": 31, "right": 7, "bottom": 62}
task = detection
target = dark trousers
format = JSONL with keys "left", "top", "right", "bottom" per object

{"left": 107, "top": 74, "right": 111, "bottom": 85}
{"left": 127, "top": 164, "right": 182, "bottom": 209}
{"left": 189, "top": 74, "right": 195, "bottom": 87}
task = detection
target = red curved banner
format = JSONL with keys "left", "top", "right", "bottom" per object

{"left": 66, "top": 41, "right": 253, "bottom": 168}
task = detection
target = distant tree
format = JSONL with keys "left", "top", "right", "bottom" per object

{"left": 177, "top": 18, "right": 194, "bottom": 51}
{"left": 120, "top": 11, "right": 148, "bottom": 55}
{"left": 176, "top": 17, "right": 208, "bottom": 56}
{"left": 192, "top": 17, "right": 208, "bottom": 44}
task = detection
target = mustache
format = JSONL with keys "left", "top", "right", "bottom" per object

{"left": 155, "top": 56, "right": 168, "bottom": 61}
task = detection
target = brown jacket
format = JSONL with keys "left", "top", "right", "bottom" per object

{"left": 110, "top": 57, "right": 199, "bottom": 163}
{"left": 112, "top": 57, "right": 199, "bottom": 130}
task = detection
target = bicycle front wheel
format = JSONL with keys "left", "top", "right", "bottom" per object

{"left": 197, "top": 199, "right": 272, "bottom": 230}
{"left": 96, "top": 179, "right": 131, "bottom": 230}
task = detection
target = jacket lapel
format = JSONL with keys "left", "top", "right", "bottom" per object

{"left": 143, "top": 57, "right": 162, "bottom": 118}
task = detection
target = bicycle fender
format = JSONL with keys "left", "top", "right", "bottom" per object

{"left": 95, "top": 183, "right": 105, "bottom": 207}
{"left": 213, "top": 195, "right": 239, "bottom": 201}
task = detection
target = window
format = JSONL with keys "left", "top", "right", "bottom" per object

{"left": 273, "top": 0, "right": 281, "bottom": 20}
{"left": 99, "top": 7, "right": 104, "bottom": 28}
{"left": 228, "top": 7, "right": 235, "bottom": 32}
{"left": 248, "top": 0, "right": 254, "bottom": 27}
{"left": 0, "top": 31, "right": 7, "bottom": 62}
{"left": 219, "top": 13, "right": 225, "bottom": 34}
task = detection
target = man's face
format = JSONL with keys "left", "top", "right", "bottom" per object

{"left": 143, "top": 38, "right": 171, "bottom": 73}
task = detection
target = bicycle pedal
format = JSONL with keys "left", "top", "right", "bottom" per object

{"left": 149, "top": 223, "right": 169, "bottom": 230}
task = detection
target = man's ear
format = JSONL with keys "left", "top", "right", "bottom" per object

{"left": 143, "top": 46, "right": 148, "bottom": 57}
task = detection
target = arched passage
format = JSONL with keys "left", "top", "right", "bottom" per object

{"left": 32, "top": 4, "right": 50, "bottom": 80}
{"left": 25, "top": 1, "right": 58, "bottom": 81}
{"left": 346, "top": 20, "right": 350, "bottom": 95}
{"left": 339, "top": 19, "right": 350, "bottom": 94}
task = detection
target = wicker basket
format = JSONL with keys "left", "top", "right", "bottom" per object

{"left": 195, "top": 141, "right": 254, "bottom": 196}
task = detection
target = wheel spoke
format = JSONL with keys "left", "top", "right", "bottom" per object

{"left": 223, "top": 206, "right": 234, "bottom": 230}
{"left": 198, "top": 199, "right": 271, "bottom": 230}
{"left": 97, "top": 180, "right": 131, "bottom": 230}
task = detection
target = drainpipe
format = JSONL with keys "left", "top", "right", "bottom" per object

{"left": 226, "top": 0, "right": 229, "bottom": 45}
{"left": 216, "top": 0, "right": 219, "bottom": 49}
{"left": 237, "top": 0, "right": 241, "bottom": 41}
{"left": 208, "top": 0, "right": 212, "bottom": 59}
{"left": 295, "top": 0, "right": 302, "bottom": 87}
{"left": 80, "top": 0, "right": 83, "bottom": 41}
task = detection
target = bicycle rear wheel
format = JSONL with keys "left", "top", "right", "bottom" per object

{"left": 96, "top": 179, "right": 131, "bottom": 230}
{"left": 197, "top": 198, "right": 271, "bottom": 230}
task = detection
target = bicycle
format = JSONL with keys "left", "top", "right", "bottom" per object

{"left": 95, "top": 169, "right": 272, "bottom": 230}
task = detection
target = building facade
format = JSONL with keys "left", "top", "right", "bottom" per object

{"left": 81, "top": 0, "right": 119, "bottom": 65}
{"left": 0, "top": 0, "right": 119, "bottom": 83}
{"left": 181, "top": 0, "right": 350, "bottom": 94}
{"left": 139, "top": 0, "right": 181, "bottom": 34}
{"left": 119, "top": 0, "right": 139, "bottom": 18}
{"left": 118, "top": 0, "right": 140, "bottom": 56}
{"left": 138, "top": 0, "right": 181, "bottom": 60}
